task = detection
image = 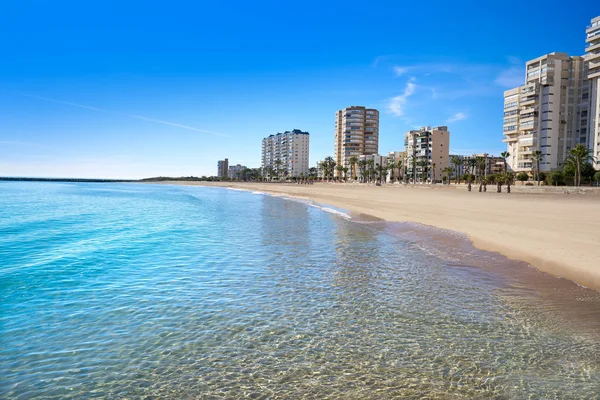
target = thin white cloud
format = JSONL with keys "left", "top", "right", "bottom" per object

{"left": 392, "top": 66, "right": 409, "bottom": 76}
{"left": 18, "top": 93, "right": 227, "bottom": 136}
{"left": 494, "top": 66, "right": 524, "bottom": 88}
{"left": 387, "top": 77, "right": 416, "bottom": 117}
{"left": 447, "top": 112, "right": 467, "bottom": 123}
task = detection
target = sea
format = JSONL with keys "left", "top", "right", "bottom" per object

{"left": 1, "top": 181, "right": 600, "bottom": 399}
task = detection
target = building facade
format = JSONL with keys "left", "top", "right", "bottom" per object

{"left": 586, "top": 16, "right": 600, "bottom": 169}
{"left": 261, "top": 129, "right": 310, "bottom": 178}
{"left": 503, "top": 53, "right": 587, "bottom": 173}
{"left": 387, "top": 151, "right": 406, "bottom": 182}
{"left": 217, "top": 158, "right": 229, "bottom": 178}
{"left": 404, "top": 126, "right": 450, "bottom": 183}
{"left": 228, "top": 164, "right": 247, "bottom": 180}
{"left": 334, "top": 106, "right": 379, "bottom": 177}
{"left": 503, "top": 16, "right": 600, "bottom": 173}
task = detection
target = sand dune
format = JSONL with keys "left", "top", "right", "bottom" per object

{"left": 160, "top": 181, "right": 600, "bottom": 290}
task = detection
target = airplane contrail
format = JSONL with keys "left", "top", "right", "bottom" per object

{"left": 18, "top": 93, "right": 227, "bottom": 137}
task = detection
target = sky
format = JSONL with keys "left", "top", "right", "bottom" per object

{"left": 0, "top": 0, "right": 597, "bottom": 179}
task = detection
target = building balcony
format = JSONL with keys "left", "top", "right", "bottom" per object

{"left": 520, "top": 98, "right": 537, "bottom": 106}
{"left": 587, "top": 41, "right": 600, "bottom": 53}
{"left": 586, "top": 31, "right": 600, "bottom": 43}
{"left": 588, "top": 70, "right": 600, "bottom": 80}
{"left": 587, "top": 52, "right": 600, "bottom": 63}
{"left": 589, "top": 60, "right": 600, "bottom": 70}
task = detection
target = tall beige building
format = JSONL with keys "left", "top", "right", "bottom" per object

{"left": 404, "top": 126, "right": 450, "bottom": 183}
{"left": 334, "top": 106, "right": 379, "bottom": 177}
{"left": 586, "top": 16, "right": 600, "bottom": 168}
{"left": 217, "top": 158, "right": 229, "bottom": 178}
{"left": 503, "top": 53, "right": 587, "bottom": 172}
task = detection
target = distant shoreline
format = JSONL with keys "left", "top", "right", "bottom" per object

{"left": 0, "top": 177, "right": 136, "bottom": 183}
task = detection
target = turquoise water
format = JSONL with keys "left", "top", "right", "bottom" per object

{"left": 1, "top": 182, "right": 600, "bottom": 399}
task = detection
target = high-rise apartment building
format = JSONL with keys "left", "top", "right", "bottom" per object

{"left": 503, "top": 16, "right": 600, "bottom": 173}
{"left": 503, "top": 53, "right": 587, "bottom": 172}
{"left": 586, "top": 15, "right": 600, "bottom": 168}
{"left": 334, "top": 106, "right": 379, "bottom": 177}
{"left": 261, "top": 129, "right": 310, "bottom": 178}
{"left": 404, "top": 126, "right": 450, "bottom": 183}
{"left": 217, "top": 158, "right": 229, "bottom": 178}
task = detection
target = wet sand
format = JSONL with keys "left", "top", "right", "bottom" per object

{"left": 154, "top": 181, "right": 600, "bottom": 291}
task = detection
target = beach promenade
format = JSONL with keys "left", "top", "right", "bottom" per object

{"left": 163, "top": 181, "right": 600, "bottom": 291}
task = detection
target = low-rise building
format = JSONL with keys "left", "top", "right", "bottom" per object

{"left": 228, "top": 164, "right": 247, "bottom": 180}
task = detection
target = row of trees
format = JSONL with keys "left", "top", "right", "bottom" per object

{"left": 317, "top": 156, "right": 406, "bottom": 183}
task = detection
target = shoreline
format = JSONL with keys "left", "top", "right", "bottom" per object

{"left": 152, "top": 181, "right": 600, "bottom": 291}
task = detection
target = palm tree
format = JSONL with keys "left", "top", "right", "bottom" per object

{"left": 396, "top": 160, "right": 403, "bottom": 183}
{"left": 366, "top": 159, "right": 375, "bottom": 183}
{"left": 387, "top": 163, "right": 396, "bottom": 183}
{"left": 563, "top": 144, "right": 596, "bottom": 187}
{"left": 505, "top": 172, "right": 514, "bottom": 193}
{"left": 375, "top": 164, "right": 386, "bottom": 183}
{"left": 500, "top": 151, "right": 510, "bottom": 174}
{"left": 323, "top": 156, "right": 336, "bottom": 181}
{"left": 348, "top": 156, "right": 358, "bottom": 181}
{"left": 357, "top": 159, "right": 367, "bottom": 183}
{"left": 451, "top": 156, "right": 462, "bottom": 184}
{"left": 476, "top": 157, "right": 486, "bottom": 192}
{"left": 336, "top": 165, "right": 345, "bottom": 181}
{"left": 442, "top": 167, "right": 452, "bottom": 184}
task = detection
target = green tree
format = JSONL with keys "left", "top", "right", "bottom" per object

{"left": 357, "top": 159, "right": 367, "bottom": 183}
{"left": 451, "top": 155, "right": 462, "bottom": 184}
{"left": 397, "top": 160, "right": 404, "bottom": 183}
{"left": 594, "top": 171, "right": 600, "bottom": 185}
{"left": 563, "top": 144, "right": 597, "bottom": 187}
{"left": 516, "top": 172, "right": 529, "bottom": 182}
{"left": 505, "top": 172, "right": 514, "bottom": 193}
{"left": 348, "top": 156, "right": 358, "bottom": 181}
{"left": 336, "top": 165, "right": 345, "bottom": 181}
{"left": 500, "top": 151, "right": 510, "bottom": 174}
{"left": 366, "top": 159, "right": 375, "bottom": 183}
{"left": 546, "top": 170, "right": 565, "bottom": 186}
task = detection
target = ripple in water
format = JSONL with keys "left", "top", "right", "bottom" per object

{"left": 1, "top": 182, "right": 599, "bottom": 399}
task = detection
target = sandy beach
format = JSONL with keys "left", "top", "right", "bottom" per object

{"left": 159, "top": 181, "right": 600, "bottom": 290}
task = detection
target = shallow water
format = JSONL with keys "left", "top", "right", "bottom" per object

{"left": 1, "top": 182, "right": 599, "bottom": 399}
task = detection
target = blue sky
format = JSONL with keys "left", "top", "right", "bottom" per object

{"left": 0, "top": 0, "right": 597, "bottom": 178}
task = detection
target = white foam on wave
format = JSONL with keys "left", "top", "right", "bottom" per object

{"left": 308, "top": 203, "right": 351, "bottom": 220}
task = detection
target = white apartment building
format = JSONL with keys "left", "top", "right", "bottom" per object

{"left": 334, "top": 106, "right": 379, "bottom": 177}
{"left": 404, "top": 126, "right": 450, "bottom": 183}
{"left": 503, "top": 53, "right": 587, "bottom": 172}
{"left": 586, "top": 16, "right": 600, "bottom": 168}
{"left": 261, "top": 129, "right": 310, "bottom": 178}
{"left": 503, "top": 17, "right": 600, "bottom": 173}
